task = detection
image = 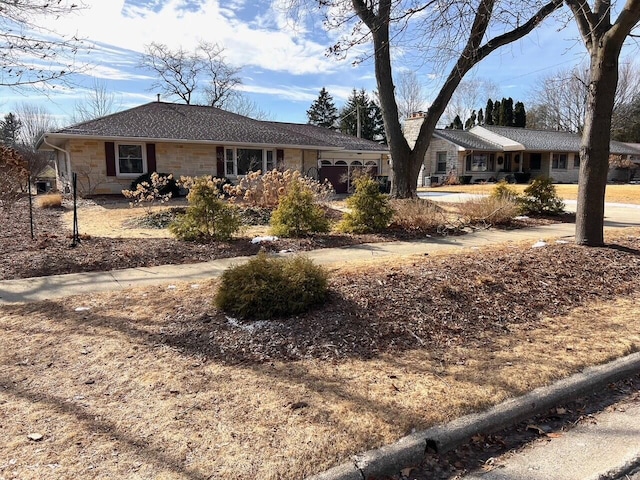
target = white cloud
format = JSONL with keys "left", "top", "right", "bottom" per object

{"left": 50, "top": 0, "right": 345, "bottom": 76}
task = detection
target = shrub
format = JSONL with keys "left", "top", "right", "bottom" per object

{"left": 0, "top": 145, "right": 29, "bottom": 212}
{"left": 389, "top": 198, "right": 446, "bottom": 233}
{"left": 224, "top": 169, "right": 334, "bottom": 208}
{"left": 36, "top": 193, "right": 63, "bottom": 209}
{"left": 122, "top": 172, "right": 174, "bottom": 214}
{"left": 338, "top": 175, "right": 394, "bottom": 233}
{"left": 214, "top": 254, "right": 329, "bottom": 319}
{"left": 460, "top": 196, "right": 520, "bottom": 225}
{"left": 169, "top": 176, "right": 242, "bottom": 241}
{"left": 513, "top": 172, "right": 531, "bottom": 184}
{"left": 490, "top": 180, "right": 521, "bottom": 202}
{"left": 520, "top": 176, "right": 565, "bottom": 215}
{"left": 129, "top": 172, "right": 181, "bottom": 198}
{"left": 270, "top": 179, "right": 330, "bottom": 237}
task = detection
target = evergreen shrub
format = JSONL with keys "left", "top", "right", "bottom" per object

{"left": 270, "top": 179, "right": 330, "bottom": 237}
{"left": 214, "top": 254, "right": 328, "bottom": 319}
{"left": 338, "top": 175, "right": 393, "bottom": 233}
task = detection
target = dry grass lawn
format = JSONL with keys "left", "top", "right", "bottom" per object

{"left": 428, "top": 183, "right": 640, "bottom": 204}
{"left": 2, "top": 235, "right": 640, "bottom": 479}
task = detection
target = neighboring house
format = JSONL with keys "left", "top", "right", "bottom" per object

{"left": 34, "top": 165, "right": 56, "bottom": 193}
{"left": 404, "top": 113, "right": 640, "bottom": 186}
{"left": 37, "top": 101, "right": 390, "bottom": 195}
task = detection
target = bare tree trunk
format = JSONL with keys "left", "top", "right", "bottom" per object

{"left": 575, "top": 48, "right": 619, "bottom": 246}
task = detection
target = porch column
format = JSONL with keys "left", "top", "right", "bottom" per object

{"left": 519, "top": 151, "right": 523, "bottom": 173}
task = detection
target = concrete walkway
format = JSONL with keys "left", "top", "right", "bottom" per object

{"left": 1, "top": 201, "right": 639, "bottom": 305}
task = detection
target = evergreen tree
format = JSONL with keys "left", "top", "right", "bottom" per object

{"left": 514, "top": 101, "right": 527, "bottom": 128}
{"left": 492, "top": 99, "right": 501, "bottom": 125}
{"left": 306, "top": 87, "right": 338, "bottom": 129}
{"left": 477, "top": 108, "right": 484, "bottom": 126}
{"left": 447, "top": 114, "right": 464, "bottom": 130}
{"left": 502, "top": 97, "right": 514, "bottom": 126}
{"left": 485, "top": 100, "right": 494, "bottom": 125}
{"left": 0, "top": 113, "right": 22, "bottom": 146}
{"left": 464, "top": 110, "right": 477, "bottom": 130}
{"left": 339, "top": 89, "right": 386, "bottom": 142}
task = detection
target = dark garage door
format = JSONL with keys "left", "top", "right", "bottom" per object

{"left": 319, "top": 165, "right": 349, "bottom": 194}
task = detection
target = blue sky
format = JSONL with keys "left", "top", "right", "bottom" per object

{"left": 0, "top": 0, "right": 631, "bottom": 128}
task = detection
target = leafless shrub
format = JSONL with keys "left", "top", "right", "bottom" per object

{"left": 122, "top": 172, "right": 173, "bottom": 215}
{"left": 224, "top": 169, "right": 334, "bottom": 208}
{"left": 0, "top": 146, "right": 29, "bottom": 212}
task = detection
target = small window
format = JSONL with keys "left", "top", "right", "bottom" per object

{"left": 573, "top": 155, "right": 580, "bottom": 168}
{"left": 552, "top": 153, "right": 568, "bottom": 169}
{"left": 350, "top": 160, "right": 363, "bottom": 166}
{"left": 320, "top": 160, "right": 332, "bottom": 166}
{"left": 266, "top": 150, "right": 275, "bottom": 171}
{"left": 466, "top": 153, "right": 490, "bottom": 172}
{"left": 436, "top": 152, "right": 447, "bottom": 173}
{"left": 225, "top": 148, "right": 234, "bottom": 176}
{"left": 335, "top": 160, "right": 347, "bottom": 166}
{"left": 116, "top": 144, "right": 145, "bottom": 176}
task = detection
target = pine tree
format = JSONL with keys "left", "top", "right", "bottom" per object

{"left": 339, "top": 89, "right": 386, "bottom": 142}
{"left": 306, "top": 87, "right": 338, "bottom": 129}
{"left": 447, "top": 114, "right": 463, "bottom": 130}
{"left": 477, "top": 108, "right": 484, "bottom": 126}
{"left": 492, "top": 99, "right": 501, "bottom": 125}
{"left": 503, "top": 97, "right": 514, "bottom": 126}
{"left": 0, "top": 113, "right": 22, "bottom": 146}
{"left": 514, "top": 101, "right": 527, "bottom": 128}
{"left": 485, "top": 100, "right": 494, "bottom": 125}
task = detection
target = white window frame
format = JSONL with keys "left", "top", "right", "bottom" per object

{"left": 224, "top": 147, "right": 275, "bottom": 177}
{"left": 436, "top": 151, "right": 447, "bottom": 173}
{"left": 116, "top": 143, "right": 147, "bottom": 178}
{"left": 552, "top": 153, "right": 568, "bottom": 170}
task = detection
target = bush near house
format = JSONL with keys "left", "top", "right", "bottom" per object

{"left": 214, "top": 254, "right": 329, "bottom": 319}
{"left": 270, "top": 178, "right": 330, "bottom": 237}
{"left": 338, "top": 175, "right": 394, "bottom": 233}
{"left": 122, "top": 172, "right": 175, "bottom": 214}
{"left": 169, "top": 176, "right": 242, "bottom": 241}
{"left": 129, "top": 172, "right": 181, "bottom": 198}
{"left": 36, "top": 193, "right": 63, "bottom": 209}
{"left": 520, "top": 176, "right": 565, "bottom": 215}
{"left": 389, "top": 198, "right": 445, "bottom": 233}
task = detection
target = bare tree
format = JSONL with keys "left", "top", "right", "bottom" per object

{"left": 0, "top": 0, "right": 86, "bottom": 88}
{"left": 140, "top": 40, "right": 242, "bottom": 107}
{"left": 71, "top": 79, "right": 119, "bottom": 123}
{"left": 528, "top": 59, "right": 639, "bottom": 134}
{"left": 199, "top": 41, "right": 242, "bottom": 107}
{"left": 14, "top": 102, "right": 58, "bottom": 147}
{"left": 528, "top": 65, "right": 589, "bottom": 132}
{"left": 311, "top": 0, "right": 564, "bottom": 197}
{"left": 141, "top": 42, "right": 200, "bottom": 104}
{"left": 225, "top": 94, "right": 273, "bottom": 120}
{"left": 565, "top": 0, "right": 640, "bottom": 246}
{"left": 396, "top": 70, "right": 427, "bottom": 122}
{"left": 443, "top": 77, "right": 499, "bottom": 127}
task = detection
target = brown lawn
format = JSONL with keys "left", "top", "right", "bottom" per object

{"left": 2, "top": 229, "right": 640, "bottom": 479}
{"left": 427, "top": 183, "right": 640, "bottom": 204}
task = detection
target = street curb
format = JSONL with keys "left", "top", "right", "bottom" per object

{"left": 306, "top": 351, "right": 640, "bottom": 480}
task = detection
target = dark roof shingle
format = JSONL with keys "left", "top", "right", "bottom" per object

{"left": 50, "top": 102, "right": 388, "bottom": 152}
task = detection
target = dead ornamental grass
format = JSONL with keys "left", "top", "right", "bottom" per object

{"left": 2, "top": 233, "right": 640, "bottom": 479}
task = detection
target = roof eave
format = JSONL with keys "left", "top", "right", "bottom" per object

{"left": 38, "top": 132, "right": 344, "bottom": 152}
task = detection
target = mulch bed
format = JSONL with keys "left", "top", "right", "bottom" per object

{"left": 0, "top": 199, "right": 565, "bottom": 281}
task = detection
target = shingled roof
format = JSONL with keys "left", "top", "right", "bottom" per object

{"left": 42, "top": 102, "right": 388, "bottom": 153}
{"left": 476, "top": 125, "right": 639, "bottom": 155}
{"left": 433, "top": 129, "right": 502, "bottom": 151}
